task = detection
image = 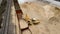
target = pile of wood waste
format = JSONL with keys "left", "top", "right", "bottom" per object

{"left": 18, "top": 1, "right": 60, "bottom": 34}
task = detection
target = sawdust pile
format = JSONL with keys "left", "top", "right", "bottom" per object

{"left": 20, "top": 2, "right": 60, "bottom": 20}
{"left": 20, "top": 2, "right": 60, "bottom": 34}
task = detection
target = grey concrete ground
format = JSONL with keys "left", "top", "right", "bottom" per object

{"left": 44, "top": 0, "right": 60, "bottom": 6}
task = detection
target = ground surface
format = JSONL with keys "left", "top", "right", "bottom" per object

{"left": 20, "top": 1, "right": 60, "bottom": 34}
